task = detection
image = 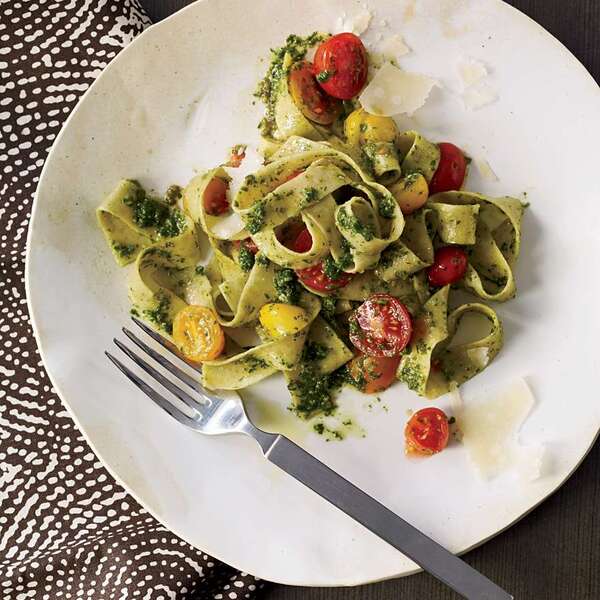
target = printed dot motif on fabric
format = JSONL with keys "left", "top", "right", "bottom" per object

{"left": 0, "top": 1, "right": 268, "bottom": 599}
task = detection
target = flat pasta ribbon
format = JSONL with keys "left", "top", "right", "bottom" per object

{"left": 397, "top": 286, "right": 504, "bottom": 398}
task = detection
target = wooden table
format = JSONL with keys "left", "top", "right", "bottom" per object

{"left": 139, "top": 1, "right": 600, "bottom": 598}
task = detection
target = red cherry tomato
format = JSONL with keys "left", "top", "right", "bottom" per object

{"left": 291, "top": 227, "right": 313, "bottom": 253}
{"left": 405, "top": 407, "right": 450, "bottom": 455}
{"left": 286, "top": 226, "right": 353, "bottom": 292}
{"left": 314, "top": 33, "right": 368, "bottom": 100}
{"left": 348, "top": 353, "right": 400, "bottom": 394}
{"left": 427, "top": 246, "right": 468, "bottom": 287}
{"left": 243, "top": 238, "right": 259, "bottom": 255}
{"left": 429, "top": 142, "right": 467, "bottom": 194}
{"left": 349, "top": 294, "right": 413, "bottom": 358}
{"left": 203, "top": 177, "right": 229, "bottom": 216}
{"left": 288, "top": 61, "right": 342, "bottom": 125}
{"left": 277, "top": 221, "right": 308, "bottom": 250}
{"left": 296, "top": 263, "right": 354, "bottom": 293}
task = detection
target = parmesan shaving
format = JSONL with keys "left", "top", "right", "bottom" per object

{"left": 461, "top": 82, "right": 498, "bottom": 110}
{"left": 359, "top": 63, "right": 437, "bottom": 117}
{"left": 337, "top": 10, "right": 373, "bottom": 35}
{"left": 380, "top": 34, "right": 411, "bottom": 59}
{"left": 457, "top": 379, "right": 544, "bottom": 481}
{"left": 458, "top": 58, "right": 488, "bottom": 89}
{"left": 475, "top": 158, "right": 499, "bottom": 182}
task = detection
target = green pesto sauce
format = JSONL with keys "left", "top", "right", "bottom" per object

{"left": 320, "top": 296, "right": 337, "bottom": 322}
{"left": 274, "top": 268, "right": 301, "bottom": 304}
{"left": 164, "top": 184, "right": 183, "bottom": 206}
{"left": 336, "top": 209, "right": 375, "bottom": 241}
{"left": 301, "top": 341, "right": 329, "bottom": 362}
{"left": 112, "top": 241, "right": 138, "bottom": 259}
{"left": 245, "top": 201, "right": 266, "bottom": 234}
{"left": 289, "top": 364, "right": 350, "bottom": 418}
{"left": 378, "top": 195, "right": 396, "bottom": 219}
{"left": 255, "top": 32, "right": 326, "bottom": 136}
{"left": 143, "top": 290, "right": 172, "bottom": 335}
{"left": 123, "top": 189, "right": 186, "bottom": 238}
{"left": 243, "top": 355, "right": 269, "bottom": 374}
{"left": 238, "top": 246, "right": 255, "bottom": 272}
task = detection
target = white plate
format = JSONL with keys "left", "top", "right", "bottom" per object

{"left": 26, "top": 0, "right": 600, "bottom": 586}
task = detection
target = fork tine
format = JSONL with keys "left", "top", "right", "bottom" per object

{"left": 105, "top": 351, "right": 200, "bottom": 429}
{"left": 122, "top": 326, "right": 200, "bottom": 393}
{"left": 113, "top": 339, "right": 207, "bottom": 414}
{"left": 131, "top": 316, "right": 202, "bottom": 374}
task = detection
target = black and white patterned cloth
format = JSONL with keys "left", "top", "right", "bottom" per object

{"left": 0, "top": 1, "right": 269, "bottom": 598}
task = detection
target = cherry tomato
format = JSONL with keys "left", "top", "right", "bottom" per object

{"left": 234, "top": 238, "right": 259, "bottom": 255}
{"left": 429, "top": 142, "right": 467, "bottom": 194}
{"left": 348, "top": 354, "right": 400, "bottom": 394}
{"left": 427, "top": 246, "right": 468, "bottom": 287}
{"left": 296, "top": 262, "right": 353, "bottom": 293}
{"left": 173, "top": 306, "right": 225, "bottom": 363}
{"left": 290, "top": 227, "right": 313, "bottom": 253}
{"left": 314, "top": 33, "right": 368, "bottom": 100}
{"left": 349, "top": 294, "right": 413, "bottom": 357}
{"left": 277, "top": 221, "right": 308, "bottom": 250}
{"left": 288, "top": 61, "right": 342, "bottom": 125}
{"left": 227, "top": 144, "right": 246, "bottom": 168}
{"left": 405, "top": 407, "right": 450, "bottom": 455}
{"left": 203, "top": 177, "right": 229, "bottom": 216}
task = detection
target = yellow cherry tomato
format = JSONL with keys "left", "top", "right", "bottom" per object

{"left": 173, "top": 305, "right": 225, "bottom": 363}
{"left": 389, "top": 173, "right": 429, "bottom": 215}
{"left": 259, "top": 303, "right": 309, "bottom": 338}
{"left": 344, "top": 108, "right": 398, "bottom": 146}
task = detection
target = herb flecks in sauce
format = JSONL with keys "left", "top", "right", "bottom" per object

{"left": 238, "top": 245, "right": 255, "bottom": 272}
{"left": 255, "top": 32, "right": 327, "bottom": 137}
{"left": 123, "top": 188, "right": 186, "bottom": 238}
{"left": 274, "top": 268, "right": 301, "bottom": 304}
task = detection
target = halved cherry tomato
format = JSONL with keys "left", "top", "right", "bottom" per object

{"left": 296, "top": 262, "right": 353, "bottom": 293}
{"left": 290, "top": 227, "right": 313, "bottom": 253}
{"left": 173, "top": 305, "right": 225, "bottom": 363}
{"left": 349, "top": 294, "right": 413, "bottom": 357}
{"left": 405, "top": 407, "right": 450, "bottom": 455}
{"left": 429, "top": 142, "right": 467, "bottom": 194}
{"left": 348, "top": 354, "right": 401, "bottom": 394}
{"left": 234, "top": 238, "right": 259, "bottom": 255}
{"left": 277, "top": 221, "right": 308, "bottom": 250}
{"left": 289, "top": 227, "right": 353, "bottom": 292}
{"left": 314, "top": 33, "right": 368, "bottom": 100}
{"left": 427, "top": 246, "right": 468, "bottom": 287}
{"left": 203, "top": 177, "right": 229, "bottom": 216}
{"left": 289, "top": 61, "right": 342, "bottom": 125}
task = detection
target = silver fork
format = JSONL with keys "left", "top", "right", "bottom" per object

{"left": 107, "top": 317, "right": 513, "bottom": 600}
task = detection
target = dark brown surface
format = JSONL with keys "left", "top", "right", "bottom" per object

{"left": 140, "top": 1, "right": 600, "bottom": 598}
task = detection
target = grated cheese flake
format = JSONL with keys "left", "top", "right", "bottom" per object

{"left": 359, "top": 62, "right": 437, "bottom": 116}
{"left": 380, "top": 34, "right": 411, "bottom": 59}
{"left": 457, "top": 378, "right": 545, "bottom": 481}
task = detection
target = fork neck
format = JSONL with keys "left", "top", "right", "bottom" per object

{"left": 240, "top": 419, "right": 280, "bottom": 454}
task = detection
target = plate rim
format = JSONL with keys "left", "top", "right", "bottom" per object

{"left": 24, "top": 0, "right": 600, "bottom": 586}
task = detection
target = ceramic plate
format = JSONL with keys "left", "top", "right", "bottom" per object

{"left": 26, "top": 0, "right": 600, "bottom": 586}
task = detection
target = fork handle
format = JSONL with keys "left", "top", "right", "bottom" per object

{"left": 265, "top": 435, "right": 512, "bottom": 600}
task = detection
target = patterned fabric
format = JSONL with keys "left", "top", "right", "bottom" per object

{"left": 0, "top": 1, "right": 269, "bottom": 598}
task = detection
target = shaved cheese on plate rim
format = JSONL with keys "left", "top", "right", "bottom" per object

{"left": 462, "top": 82, "right": 498, "bottom": 110}
{"left": 457, "top": 378, "right": 545, "bottom": 481}
{"left": 379, "top": 34, "right": 411, "bottom": 59}
{"left": 457, "top": 57, "right": 488, "bottom": 89}
{"left": 359, "top": 62, "right": 437, "bottom": 117}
